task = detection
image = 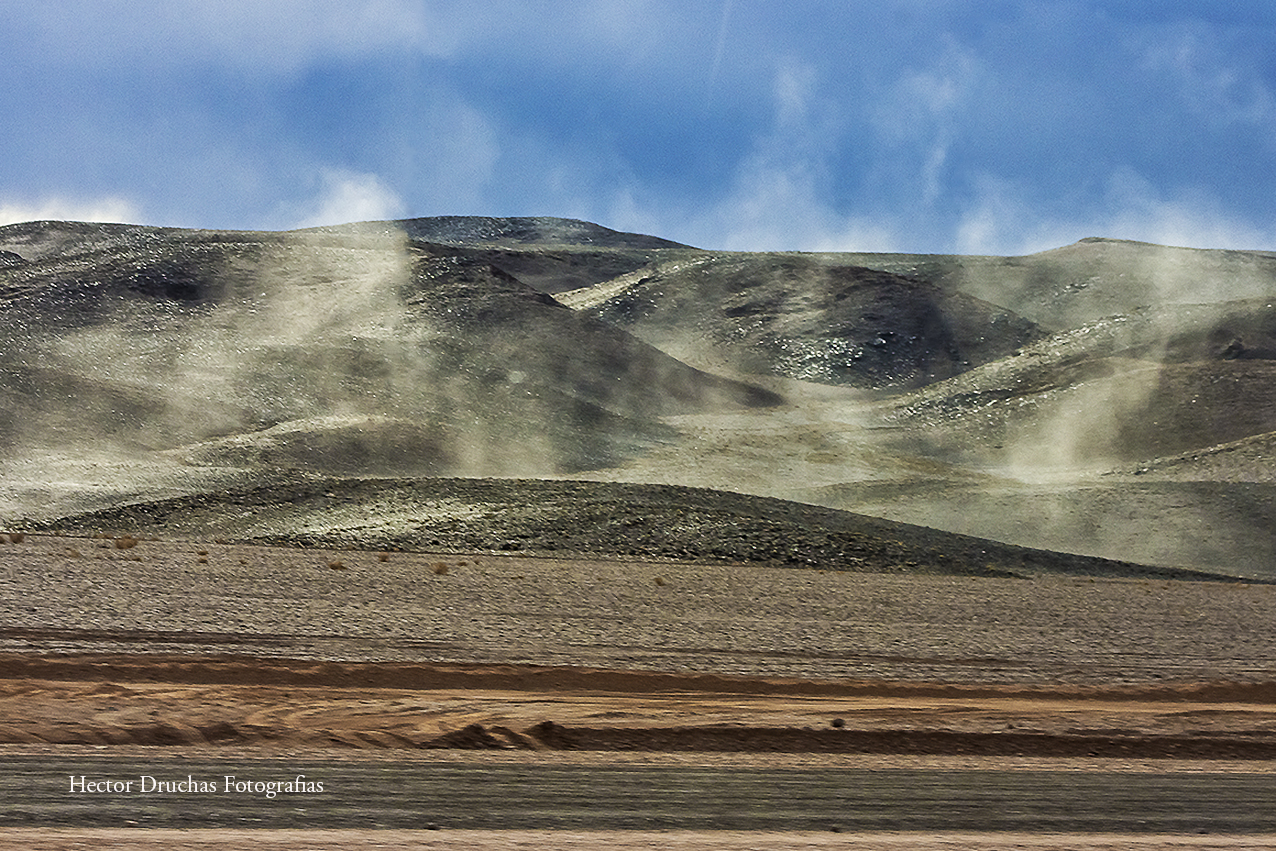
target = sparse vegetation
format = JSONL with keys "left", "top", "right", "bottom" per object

{"left": 328, "top": 560, "right": 346, "bottom": 570}
{"left": 431, "top": 562, "right": 449, "bottom": 575}
{"left": 26, "top": 478, "right": 1247, "bottom": 583}
{"left": 114, "top": 535, "right": 139, "bottom": 549}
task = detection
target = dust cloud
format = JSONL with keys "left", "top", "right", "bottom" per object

{"left": 558, "top": 239, "right": 1276, "bottom": 577}
{"left": 0, "top": 226, "right": 578, "bottom": 520}
{"left": 3, "top": 220, "right": 1276, "bottom": 577}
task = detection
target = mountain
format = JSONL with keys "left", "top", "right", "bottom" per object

{"left": 0, "top": 222, "right": 775, "bottom": 518}
{"left": 3, "top": 216, "right": 1275, "bottom": 578}
{"left": 560, "top": 253, "right": 1042, "bottom": 389}
{"left": 831, "top": 236, "right": 1276, "bottom": 330}
{"left": 298, "top": 215, "right": 694, "bottom": 249}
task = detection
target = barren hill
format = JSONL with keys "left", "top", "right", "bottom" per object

{"left": 560, "top": 254, "right": 1042, "bottom": 389}
{"left": 0, "top": 223, "right": 774, "bottom": 513}
{"left": 2, "top": 216, "right": 1275, "bottom": 578}
{"left": 829, "top": 236, "right": 1276, "bottom": 330}
{"left": 29, "top": 476, "right": 1227, "bottom": 582}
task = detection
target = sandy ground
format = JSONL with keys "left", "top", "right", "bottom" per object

{"left": 1, "top": 653, "right": 1275, "bottom": 760}
{"left": 3, "top": 534, "right": 1274, "bottom": 683}
{"left": 2, "top": 533, "right": 1274, "bottom": 758}
{"left": 3, "top": 535, "right": 1275, "bottom": 847}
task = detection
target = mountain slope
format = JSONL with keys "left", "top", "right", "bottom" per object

{"left": 0, "top": 224, "right": 778, "bottom": 520}
{"left": 30, "top": 476, "right": 1234, "bottom": 582}
{"left": 835, "top": 237, "right": 1276, "bottom": 330}
{"left": 302, "top": 215, "right": 694, "bottom": 249}
{"left": 561, "top": 253, "right": 1042, "bottom": 390}
{"left": 4, "top": 215, "right": 1276, "bottom": 579}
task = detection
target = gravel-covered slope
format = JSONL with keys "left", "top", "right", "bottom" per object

{"left": 0, "top": 227, "right": 778, "bottom": 478}
{"left": 568, "top": 254, "right": 1042, "bottom": 390}
{"left": 29, "top": 476, "right": 1241, "bottom": 582}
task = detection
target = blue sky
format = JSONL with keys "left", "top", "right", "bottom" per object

{"left": 2, "top": 1, "right": 1275, "bottom": 253}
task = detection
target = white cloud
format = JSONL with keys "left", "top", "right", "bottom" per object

{"left": 1136, "top": 24, "right": 1276, "bottom": 131}
{"left": 867, "top": 38, "right": 978, "bottom": 213}
{"left": 1099, "top": 171, "right": 1276, "bottom": 251}
{"left": 618, "top": 42, "right": 984, "bottom": 252}
{"left": 0, "top": 196, "right": 142, "bottom": 227}
{"left": 614, "top": 61, "right": 905, "bottom": 253}
{"left": 954, "top": 170, "right": 1276, "bottom": 256}
{"left": 19, "top": 0, "right": 456, "bottom": 76}
{"left": 872, "top": 38, "right": 976, "bottom": 142}
{"left": 285, "top": 170, "right": 406, "bottom": 229}
{"left": 406, "top": 96, "right": 501, "bottom": 214}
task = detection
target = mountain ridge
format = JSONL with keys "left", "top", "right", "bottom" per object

{"left": 2, "top": 215, "right": 1274, "bottom": 577}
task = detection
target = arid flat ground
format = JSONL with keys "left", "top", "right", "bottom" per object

{"left": 4, "top": 534, "right": 1274, "bottom": 684}
{"left": 4, "top": 534, "right": 1276, "bottom": 848}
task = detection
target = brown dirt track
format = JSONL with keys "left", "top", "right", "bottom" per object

{"left": 2, "top": 652, "right": 1276, "bottom": 761}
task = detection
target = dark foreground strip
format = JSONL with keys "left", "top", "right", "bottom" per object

{"left": 490, "top": 721, "right": 1276, "bottom": 760}
{"left": 3, "top": 754, "right": 1274, "bottom": 832}
{"left": 3, "top": 718, "right": 1274, "bottom": 760}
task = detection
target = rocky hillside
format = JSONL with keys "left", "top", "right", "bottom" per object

{"left": 3, "top": 215, "right": 1276, "bottom": 577}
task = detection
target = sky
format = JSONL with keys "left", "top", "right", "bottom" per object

{"left": 2, "top": 0, "right": 1275, "bottom": 254}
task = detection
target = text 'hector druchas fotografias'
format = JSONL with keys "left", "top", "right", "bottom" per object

{"left": 69, "top": 774, "right": 324, "bottom": 798}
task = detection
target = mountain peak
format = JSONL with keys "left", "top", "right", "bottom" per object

{"left": 296, "top": 215, "right": 695, "bottom": 250}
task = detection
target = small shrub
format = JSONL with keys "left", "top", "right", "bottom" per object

{"left": 328, "top": 560, "right": 346, "bottom": 570}
{"left": 197, "top": 550, "right": 208, "bottom": 556}
{"left": 197, "top": 557, "right": 208, "bottom": 564}
{"left": 65, "top": 548, "right": 82, "bottom": 558}
{"left": 378, "top": 552, "right": 390, "bottom": 563}
{"left": 6, "top": 532, "right": 25, "bottom": 544}
{"left": 114, "top": 536, "right": 139, "bottom": 550}
{"left": 654, "top": 576, "right": 666, "bottom": 586}
{"left": 431, "top": 562, "right": 449, "bottom": 575}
